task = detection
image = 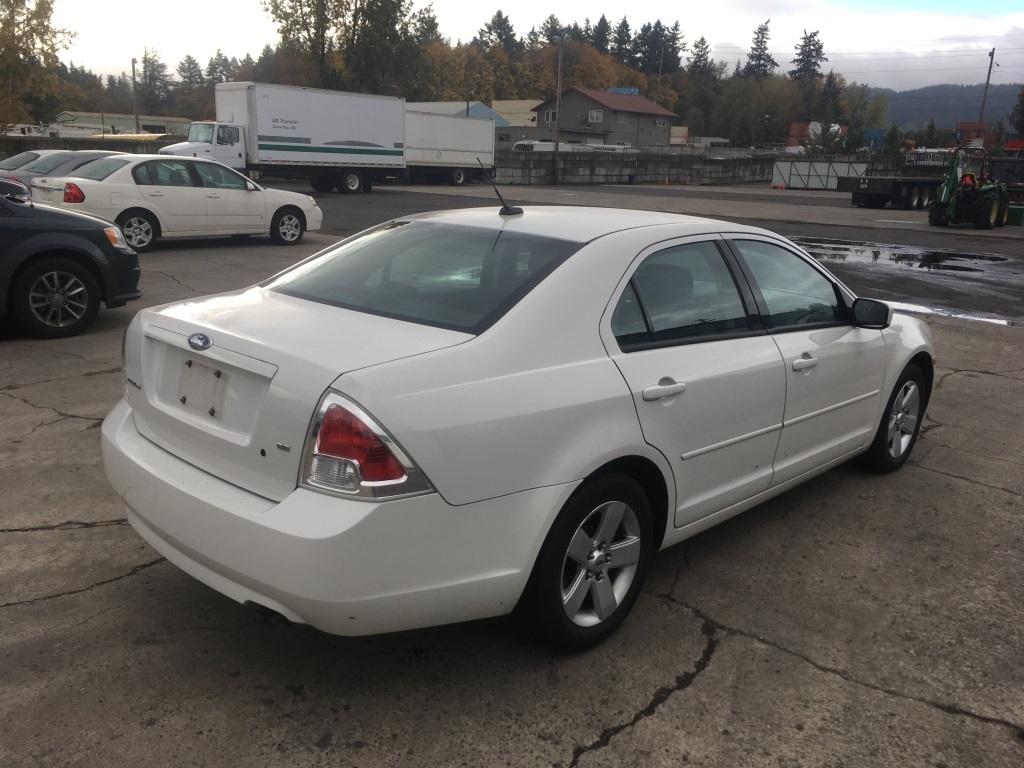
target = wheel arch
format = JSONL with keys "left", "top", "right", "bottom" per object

{"left": 273, "top": 204, "right": 306, "bottom": 229}
{"left": 908, "top": 350, "right": 934, "bottom": 405}
{"left": 7, "top": 247, "right": 107, "bottom": 308}
{"left": 116, "top": 206, "right": 163, "bottom": 238}
{"left": 583, "top": 454, "right": 671, "bottom": 552}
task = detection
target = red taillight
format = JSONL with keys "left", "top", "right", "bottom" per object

{"left": 63, "top": 183, "right": 85, "bottom": 203}
{"left": 316, "top": 404, "right": 405, "bottom": 482}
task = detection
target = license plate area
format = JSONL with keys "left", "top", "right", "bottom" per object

{"left": 177, "top": 359, "right": 225, "bottom": 419}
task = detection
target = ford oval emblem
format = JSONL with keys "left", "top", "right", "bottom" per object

{"left": 188, "top": 333, "right": 212, "bottom": 351}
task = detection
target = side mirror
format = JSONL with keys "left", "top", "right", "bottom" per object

{"left": 246, "top": 181, "right": 258, "bottom": 192}
{"left": 852, "top": 297, "right": 892, "bottom": 329}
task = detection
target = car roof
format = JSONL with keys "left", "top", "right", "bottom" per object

{"left": 403, "top": 206, "right": 772, "bottom": 243}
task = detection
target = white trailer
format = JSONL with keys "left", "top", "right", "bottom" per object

{"left": 403, "top": 111, "right": 495, "bottom": 184}
{"left": 161, "top": 82, "right": 405, "bottom": 193}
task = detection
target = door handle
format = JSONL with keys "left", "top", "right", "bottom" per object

{"left": 147, "top": 191, "right": 165, "bottom": 197}
{"left": 205, "top": 193, "right": 221, "bottom": 199}
{"left": 792, "top": 355, "right": 818, "bottom": 371}
{"left": 642, "top": 378, "right": 687, "bottom": 401}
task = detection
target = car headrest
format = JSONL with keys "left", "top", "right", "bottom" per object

{"left": 635, "top": 263, "right": 694, "bottom": 312}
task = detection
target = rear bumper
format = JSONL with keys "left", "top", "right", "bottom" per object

{"left": 101, "top": 399, "right": 575, "bottom": 635}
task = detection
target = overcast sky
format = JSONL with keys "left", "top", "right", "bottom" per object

{"left": 53, "top": 0, "right": 1024, "bottom": 91}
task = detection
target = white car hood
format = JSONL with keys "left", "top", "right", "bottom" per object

{"left": 160, "top": 141, "right": 213, "bottom": 157}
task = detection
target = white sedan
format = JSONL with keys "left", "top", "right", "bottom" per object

{"left": 102, "top": 207, "right": 933, "bottom": 649}
{"left": 33, "top": 154, "right": 322, "bottom": 251}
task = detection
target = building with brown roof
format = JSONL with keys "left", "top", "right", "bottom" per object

{"left": 531, "top": 87, "right": 677, "bottom": 147}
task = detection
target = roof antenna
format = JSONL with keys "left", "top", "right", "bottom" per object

{"left": 478, "top": 157, "right": 522, "bottom": 216}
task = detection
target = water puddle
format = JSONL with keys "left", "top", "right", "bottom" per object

{"left": 885, "top": 301, "right": 1024, "bottom": 328}
{"left": 792, "top": 236, "right": 1009, "bottom": 274}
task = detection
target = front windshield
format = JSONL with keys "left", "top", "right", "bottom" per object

{"left": 0, "top": 151, "right": 39, "bottom": 170}
{"left": 269, "top": 221, "right": 582, "bottom": 333}
{"left": 187, "top": 123, "right": 215, "bottom": 144}
{"left": 23, "top": 152, "right": 75, "bottom": 173}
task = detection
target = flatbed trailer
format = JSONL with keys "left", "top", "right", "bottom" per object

{"left": 837, "top": 151, "right": 960, "bottom": 210}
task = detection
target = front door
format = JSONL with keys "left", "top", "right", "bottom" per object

{"left": 605, "top": 237, "right": 787, "bottom": 527}
{"left": 728, "top": 238, "right": 886, "bottom": 485}
{"left": 132, "top": 159, "right": 206, "bottom": 235}
{"left": 193, "top": 162, "right": 265, "bottom": 233}
{"left": 213, "top": 124, "right": 245, "bottom": 170}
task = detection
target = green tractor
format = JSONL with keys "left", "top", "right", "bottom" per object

{"left": 928, "top": 147, "right": 1009, "bottom": 229}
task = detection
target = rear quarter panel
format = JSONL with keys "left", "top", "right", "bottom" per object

{"left": 335, "top": 225, "right": 694, "bottom": 508}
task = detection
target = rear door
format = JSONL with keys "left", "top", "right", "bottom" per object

{"left": 604, "top": 236, "right": 787, "bottom": 527}
{"left": 727, "top": 237, "right": 886, "bottom": 485}
{"left": 132, "top": 159, "right": 206, "bottom": 234}
{"left": 193, "top": 162, "right": 266, "bottom": 233}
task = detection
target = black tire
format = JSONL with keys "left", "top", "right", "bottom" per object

{"left": 451, "top": 168, "right": 468, "bottom": 186}
{"left": 310, "top": 175, "right": 336, "bottom": 194}
{"left": 115, "top": 210, "right": 158, "bottom": 252}
{"left": 11, "top": 256, "right": 101, "bottom": 339}
{"left": 995, "top": 199, "right": 1009, "bottom": 227}
{"left": 973, "top": 196, "right": 998, "bottom": 229}
{"left": 270, "top": 207, "right": 305, "bottom": 245}
{"left": 927, "top": 203, "right": 946, "bottom": 227}
{"left": 337, "top": 171, "right": 363, "bottom": 194}
{"left": 861, "top": 364, "right": 927, "bottom": 473}
{"left": 910, "top": 186, "right": 922, "bottom": 210}
{"left": 520, "top": 473, "right": 654, "bottom": 651}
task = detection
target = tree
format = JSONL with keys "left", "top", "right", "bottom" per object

{"left": 790, "top": 29, "right": 827, "bottom": 120}
{"left": 540, "top": 14, "right": 563, "bottom": 42}
{"left": 885, "top": 121, "right": 902, "bottom": 153}
{"left": 688, "top": 36, "right": 711, "bottom": 75}
{"left": 991, "top": 119, "right": 1006, "bottom": 156}
{"left": 205, "top": 49, "right": 235, "bottom": 84}
{"left": 263, "top": 0, "right": 346, "bottom": 87}
{"left": 479, "top": 11, "right": 518, "bottom": 54}
{"left": 412, "top": 6, "right": 443, "bottom": 45}
{"left": 925, "top": 118, "right": 936, "bottom": 147}
{"left": 176, "top": 55, "right": 205, "bottom": 88}
{"left": 819, "top": 70, "right": 842, "bottom": 125}
{"left": 743, "top": 19, "right": 777, "bottom": 80}
{"left": 138, "top": 48, "right": 171, "bottom": 115}
{"left": 611, "top": 17, "right": 632, "bottom": 66}
{"left": 591, "top": 15, "right": 610, "bottom": 55}
{"left": 0, "top": 0, "right": 69, "bottom": 129}
{"left": 1011, "top": 86, "right": 1024, "bottom": 135}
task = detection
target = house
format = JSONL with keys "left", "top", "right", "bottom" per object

{"left": 406, "top": 101, "right": 509, "bottom": 128}
{"left": 490, "top": 100, "right": 542, "bottom": 127}
{"left": 530, "top": 87, "right": 676, "bottom": 147}
{"left": 54, "top": 111, "right": 192, "bottom": 136}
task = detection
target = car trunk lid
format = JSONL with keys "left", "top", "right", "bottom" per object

{"left": 128, "top": 287, "right": 471, "bottom": 501}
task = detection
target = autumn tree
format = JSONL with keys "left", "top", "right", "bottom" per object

{"left": 0, "top": 0, "right": 69, "bottom": 128}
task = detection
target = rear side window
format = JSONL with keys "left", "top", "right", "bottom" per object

{"left": 133, "top": 160, "right": 196, "bottom": 187}
{"left": 269, "top": 221, "right": 582, "bottom": 333}
{"left": 76, "top": 157, "right": 131, "bottom": 181}
{"left": 0, "top": 151, "right": 39, "bottom": 170}
{"left": 613, "top": 241, "right": 750, "bottom": 347}
{"left": 732, "top": 240, "right": 844, "bottom": 329}
{"left": 23, "top": 153, "right": 75, "bottom": 173}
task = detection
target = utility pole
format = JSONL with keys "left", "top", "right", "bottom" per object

{"left": 130, "top": 57, "right": 140, "bottom": 133}
{"left": 553, "top": 34, "right": 565, "bottom": 184}
{"left": 976, "top": 48, "right": 995, "bottom": 145}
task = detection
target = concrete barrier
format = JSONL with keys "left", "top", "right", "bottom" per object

{"left": 495, "top": 150, "right": 774, "bottom": 186}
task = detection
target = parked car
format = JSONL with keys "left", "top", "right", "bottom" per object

{"left": 102, "top": 207, "right": 933, "bottom": 649}
{"left": 0, "top": 149, "right": 63, "bottom": 172}
{"left": 0, "top": 177, "right": 140, "bottom": 338}
{"left": 36, "top": 155, "right": 323, "bottom": 251}
{"left": 5, "top": 149, "right": 124, "bottom": 191}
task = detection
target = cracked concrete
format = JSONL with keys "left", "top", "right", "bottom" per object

{"left": 1, "top": 207, "right": 1022, "bottom": 766}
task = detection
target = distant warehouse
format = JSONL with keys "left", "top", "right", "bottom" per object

{"left": 53, "top": 111, "right": 192, "bottom": 137}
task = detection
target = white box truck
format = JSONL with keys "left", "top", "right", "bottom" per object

{"left": 161, "top": 82, "right": 405, "bottom": 193}
{"left": 403, "top": 110, "right": 495, "bottom": 184}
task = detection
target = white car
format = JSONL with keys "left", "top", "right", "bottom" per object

{"left": 102, "top": 207, "right": 933, "bottom": 649}
{"left": 33, "top": 154, "right": 322, "bottom": 251}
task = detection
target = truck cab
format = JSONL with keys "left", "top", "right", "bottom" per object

{"left": 161, "top": 122, "right": 245, "bottom": 170}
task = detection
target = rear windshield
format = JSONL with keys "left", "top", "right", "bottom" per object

{"left": 0, "top": 151, "right": 38, "bottom": 170}
{"left": 23, "top": 152, "right": 75, "bottom": 173}
{"left": 269, "top": 221, "right": 582, "bottom": 333}
{"left": 76, "top": 157, "right": 131, "bottom": 180}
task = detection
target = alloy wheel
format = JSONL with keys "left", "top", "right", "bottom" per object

{"left": 28, "top": 271, "right": 89, "bottom": 329}
{"left": 560, "top": 500, "right": 642, "bottom": 627}
{"left": 122, "top": 217, "right": 153, "bottom": 249}
{"left": 887, "top": 380, "right": 920, "bottom": 459}
{"left": 278, "top": 214, "right": 301, "bottom": 242}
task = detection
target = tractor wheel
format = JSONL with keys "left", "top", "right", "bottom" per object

{"left": 973, "top": 196, "right": 998, "bottom": 230}
{"left": 927, "top": 203, "right": 947, "bottom": 227}
{"left": 995, "top": 199, "right": 1009, "bottom": 227}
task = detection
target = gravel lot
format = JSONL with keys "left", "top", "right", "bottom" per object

{"left": 2, "top": 187, "right": 1022, "bottom": 767}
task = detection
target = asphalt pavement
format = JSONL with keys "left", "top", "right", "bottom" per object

{"left": 2, "top": 184, "right": 1023, "bottom": 767}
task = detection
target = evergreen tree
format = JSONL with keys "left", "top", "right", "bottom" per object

{"left": 540, "top": 14, "right": 563, "bottom": 42}
{"left": 478, "top": 11, "right": 518, "bottom": 54}
{"left": 743, "top": 19, "right": 777, "bottom": 80}
{"left": 819, "top": 70, "right": 842, "bottom": 125}
{"left": 611, "top": 17, "right": 632, "bottom": 66}
{"left": 591, "top": 15, "right": 611, "bottom": 55}
{"left": 688, "top": 36, "right": 711, "bottom": 75}
{"left": 412, "top": 7, "right": 443, "bottom": 45}
{"left": 138, "top": 49, "right": 171, "bottom": 115}
{"left": 790, "top": 29, "right": 827, "bottom": 120}
{"left": 524, "top": 26, "right": 541, "bottom": 51}
{"left": 581, "top": 18, "right": 593, "bottom": 46}
{"left": 925, "top": 118, "right": 937, "bottom": 146}
{"left": 176, "top": 56, "right": 205, "bottom": 88}
{"left": 205, "top": 50, "right": 235, "bottom": 84}
{"left": 885, "top": 121, "right": 902, "bottom": 153}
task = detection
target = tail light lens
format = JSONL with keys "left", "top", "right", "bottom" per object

{"left": 301, "top": 392, "right": 433, "bottom": 500}
{"left": 63, "top": 183, "right": 85, "bottom": 203}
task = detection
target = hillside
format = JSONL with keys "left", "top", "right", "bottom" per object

{"left": 871, "top": 83, "right": 1021, "bottom": 131}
